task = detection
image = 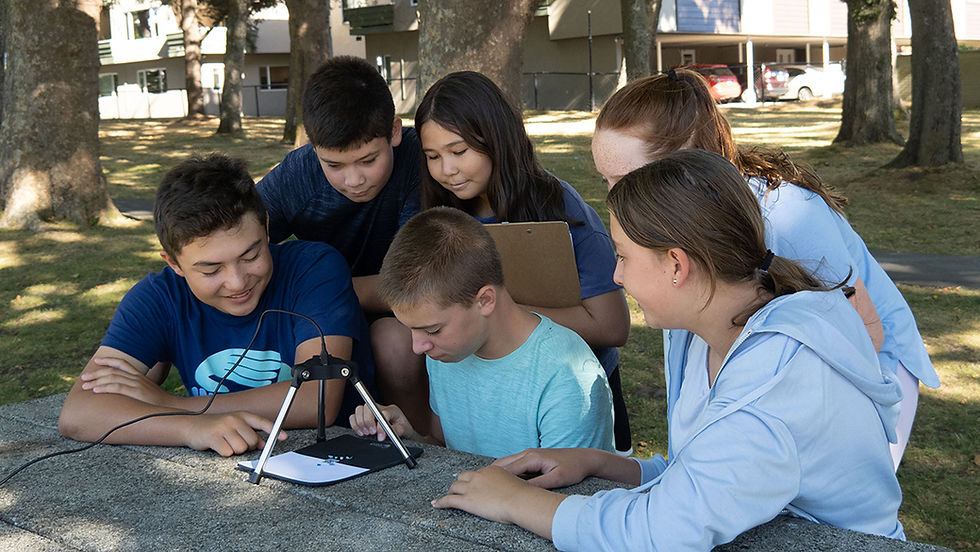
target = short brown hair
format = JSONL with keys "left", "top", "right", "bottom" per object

{"left": 378, "top": 207, "right": 504, "bottom": 309}
{"left": 154, "top": 154, "right": 266, "bottom": 260}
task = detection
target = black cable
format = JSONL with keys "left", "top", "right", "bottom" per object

{"left": 0, "top": 308, "right": 327, "bottom": 487}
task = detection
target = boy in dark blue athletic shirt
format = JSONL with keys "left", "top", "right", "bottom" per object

{"left": 59, "top": 154, "right": 374, "bottom": 457}
{"left": 257, "top": 56, "right": 428, "bottom": 430}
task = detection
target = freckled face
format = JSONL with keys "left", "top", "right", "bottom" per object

{"left": 591, "top": 127, "right": 654, "bottom": 189}
{"left": 420, "top": 121, "right": 494, "bottom": 203}
{"left": 164, "top": 214, "right": 273, "bottom": 317}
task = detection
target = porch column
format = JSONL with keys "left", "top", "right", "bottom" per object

{"left": 744, "top": 37, "right": 757, "bottom": 104}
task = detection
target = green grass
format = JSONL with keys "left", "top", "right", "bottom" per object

{"left": 1, "top": 106, "right": 978, "bottom": 549}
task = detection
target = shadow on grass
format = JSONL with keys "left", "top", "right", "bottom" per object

{"left": 0, "top": 221, "right": 163, "bottom": 404}
{"left": 100, "top": 117, "right": 293, "bottom": 199}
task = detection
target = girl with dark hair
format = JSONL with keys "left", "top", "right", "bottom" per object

{"left": 590, "top": 69, "right": 938, "bottom": 469}
{"left": 415, "top": 71, "right": 633, "bottom": 453}
{"left": 431, "top": 150, "right": 905, "bottom": 550}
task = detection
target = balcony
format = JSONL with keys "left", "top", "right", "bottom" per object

{"left": 342, "top": 1, "right": 395, "bottom": 35}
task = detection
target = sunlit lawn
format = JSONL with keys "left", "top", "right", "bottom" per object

{"left": 0, "top": 103, "right": 977, "bottom": 549}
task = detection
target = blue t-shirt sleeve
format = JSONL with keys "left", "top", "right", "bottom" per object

{"left": 763, "top": 187, "right": 857, "bottom": 286}
{"left": 558, "top": 180, "right": 620, "bottom": 300}
{"left": 100, "top": 276, "right": 173, "bottom": 369}
{"left": 257, "top": 147, "right": 322, "bottom": 244}
{"left": 536, "top": 342, "right": 615, "bottom": 451}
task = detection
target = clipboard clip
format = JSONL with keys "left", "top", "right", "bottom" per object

{"left": 248, "top": 354, "right": 418, "bottom": 485}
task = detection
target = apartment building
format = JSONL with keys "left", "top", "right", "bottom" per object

{"left": 97, "top": 0, "right": 364, "bottom": 119}
{"left": 344, "top": 0, "right": 980, "bottom": 112}
{"left": 97, "top": 0, "right": 980, "bottom": 118}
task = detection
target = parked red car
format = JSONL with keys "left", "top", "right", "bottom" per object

{"left": 676, "top": 65, "right": 742, "bottom": 102}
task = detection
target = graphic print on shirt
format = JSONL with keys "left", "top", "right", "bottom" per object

{"left": 190, "top": 348, "right": 289, "bottom": 396}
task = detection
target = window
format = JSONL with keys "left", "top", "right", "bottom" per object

{"left": 98, "top": 74, "right": 118, "bottom": 97}
{"left": 680, "top": 49, "right": 696, "bottom": 65}
{"left": 375, "top": 55, "right": 392, "bottom": 84}
{"left": 128, "top": 8, "right": 159, "bottom": 40}
{"left": 259, "top": 66, "right": 289, "bottom": 89}
{"left": 776, "top": 49, "right": 795, "bottom": 63}
{"left": 137, "top": 69, "right": 167, "bottom": 94}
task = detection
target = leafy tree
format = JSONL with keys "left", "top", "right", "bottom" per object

{"left": 417, "top": 0, "right": 538, "bottom": 108}
{"left": 834, "top": 0, "right": 903, "bottom": 145}
{"left": 886, "top": 0, "right": 962, "bottom": 167}
{"left": 0, "top": 0, "right": 112, "bottom": 229}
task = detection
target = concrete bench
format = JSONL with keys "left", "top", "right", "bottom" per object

{"left": 0, "top": 394, "right": 948, "bottom": 551}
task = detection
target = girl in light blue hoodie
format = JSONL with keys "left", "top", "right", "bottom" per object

{"left": 431, "top": 149, "right": 905, "bottom": 551}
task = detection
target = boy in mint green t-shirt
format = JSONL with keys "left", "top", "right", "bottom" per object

{"left": 349, "top": 206, "right": 614, "bottom": 457}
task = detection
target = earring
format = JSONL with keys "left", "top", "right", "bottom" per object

{"left": 672, "top": 278, "right": 678, "bottom": 286}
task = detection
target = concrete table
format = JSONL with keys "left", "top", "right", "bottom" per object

{"left": 0, "top": 394, "right": 947, "bottom": 551}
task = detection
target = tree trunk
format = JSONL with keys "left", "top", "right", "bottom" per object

{"left": 646, "top": 0, "right": 662, "bottom": 73}
{"left": 0, "top": 0, "right": 112, "bottom": 229}
{"left": 282, "top": 0, "right": 332, "bottom": 146}
{"left": 834, "top": 0, "right": 903, "bottom": 145}
{"left": 216, "top": 0, "right": 247, "bottom": 136}
{"left": 181, "top": 0, "right": 206, "bottom": 119}
{"left": 620, "top": 0, "right": 651, "bottom": 80}
{"left": 886, "top": 0, "right": 962, "bottom": 167}
{"left": 621, "top": 0, "right": 662, "bottom": 80}
{"left": 418, "top": 0, "right": 538, "bottom": 109}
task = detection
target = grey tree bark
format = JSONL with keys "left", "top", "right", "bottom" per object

{"left": 180, "top": 0, "right": 206, "bottom": 119}
{"left": 886, "top": 0, "right": 962, "bottom": 167}
{"left": 417, "top": 0, "right": 538, "bottom": 108}
{"left": 282, "top": 0, "right": 332, "bottom": 146}
{"left": 0, "top": 0, "right": 113, "bottom": 229}
{"left": 834, "top": 0, "right": 903, "bottom": 145}
{"left": 216, "top": 0, "right": 247, "bottom": 136}
{"left": 619, "top": 0, "right": 663, "bottom": 80}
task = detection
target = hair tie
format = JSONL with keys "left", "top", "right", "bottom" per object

{"left": 666, "top": 69, "right": 679, "bottom": 81}
{"left": 760, "top": 249, "right": 774, "bottom": 272}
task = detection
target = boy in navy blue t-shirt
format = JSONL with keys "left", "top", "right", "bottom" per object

{"left": 59, "top": 154, "right": 374, "bottom": 457}
{"left": 256, "top": 56, "right": 428, "bottom": 430}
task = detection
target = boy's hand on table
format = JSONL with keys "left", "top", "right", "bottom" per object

{"left": 81, "top": 357, "right": 179, "bottom": 409}
{"left": 349, "top": 403, "right": 418, "bottom": 442}
{"left": 183, "top": 411, "right": 286, "bottom": 457}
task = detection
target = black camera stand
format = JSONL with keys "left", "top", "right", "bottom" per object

{"left": 248, "top": 354, "right": 417, "bottom": 484}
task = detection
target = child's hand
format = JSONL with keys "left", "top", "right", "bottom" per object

{"left": 493, "top": 448, "right": 602, "bottom": 489}
{"left": 432, "top": 465, "right": 565, "bottom": 540}
{"left": 349, "top": 404, "right": 416, "bottom": 442}
{"left": 183, "top": 411, "right": 286, "bottom": 457}
{"left": 81, "top": 357, "right": 179, "bottom": 409}
{"left": 494, "top": 447, "right": 642, "bottom": 488}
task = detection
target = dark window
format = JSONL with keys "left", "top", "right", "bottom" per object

{"left": 259, "top": 66, "right": 289, "bottom": 89}
{"left": 98, "top": 74, "right": 118, "bottom": 97}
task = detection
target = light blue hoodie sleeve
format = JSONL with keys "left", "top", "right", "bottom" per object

{"left": 552, "top": 407, "right": 801, "bottom": 551}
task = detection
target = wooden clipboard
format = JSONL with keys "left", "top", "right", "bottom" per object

{"left": 484, "top": 221, "right": 581, "bottom": 308}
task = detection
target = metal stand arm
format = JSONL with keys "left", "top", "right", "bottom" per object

{"left": 248, "top": 354, "right": 417, "bottom": 485}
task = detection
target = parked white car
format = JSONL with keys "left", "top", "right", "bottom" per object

{"left": 776, "top": 64, "right": 846, "bottom": 101}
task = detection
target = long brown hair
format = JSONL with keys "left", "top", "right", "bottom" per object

{"left": 596, "top": 70, "right": 847, "bottom": 214}
{"left": 607, "top": 150, "right": 829, "bottom": 324}
{"left": 415, "top": 71, "right": 574, "bottom": 224}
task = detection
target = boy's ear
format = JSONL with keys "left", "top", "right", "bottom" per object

{"left": 389, "top": 118, "right": 403, "bottom": 148}
{"left": 475, "top": 285, "right": 497, "bottom": 315}
{"left": 160, "top": 251, "right": 185, "bottom": 278}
